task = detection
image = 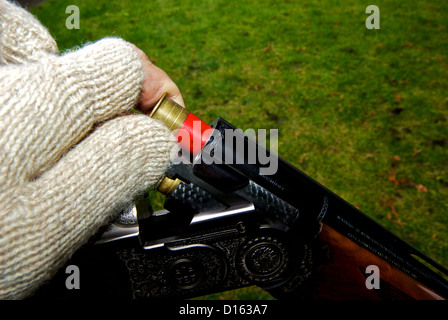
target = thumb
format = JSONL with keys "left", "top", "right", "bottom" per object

{"left": 0, "top": 114, "right": 177, "bottom": 299}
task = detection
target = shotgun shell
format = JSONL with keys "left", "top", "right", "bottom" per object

{"left": 154, "top": 176, "right": 181, "bottom": 195}
{"left": 149, "top": 93, "right": 212, "bottom": 155}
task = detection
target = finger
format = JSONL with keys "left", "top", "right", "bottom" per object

{"left": 131, "top": 46, "right": 185, "bottom": 113}
{"left": 139, "top": 64, "right": 185, "bottom": 112}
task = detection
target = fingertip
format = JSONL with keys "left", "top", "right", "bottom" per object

{"left": 168, "top": 92, "right": 185, "bottom": 108}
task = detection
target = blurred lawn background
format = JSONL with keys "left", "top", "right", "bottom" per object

{"left": 29, "top": 0, "right": 447, "bottom": 299}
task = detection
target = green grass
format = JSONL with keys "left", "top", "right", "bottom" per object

{"left": 30, "top": 0, "right": 448, "bottom": 299}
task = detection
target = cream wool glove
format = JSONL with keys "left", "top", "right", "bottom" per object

{"left": 0, "top": 0, "right": 177, "bottom": 299}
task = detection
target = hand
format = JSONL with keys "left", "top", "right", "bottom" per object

{"left": 0, "top": 37, "right": 179, "bottom": 299}
{"left": 130, "top": 44, "right": 185, "bottom": 113}
{"left": 0, "top": 1, "right": 184, "bottom": 300}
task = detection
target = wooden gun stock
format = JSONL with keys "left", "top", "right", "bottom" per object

{"left": 300, "top": 224, "right": 445, "bottom": 300}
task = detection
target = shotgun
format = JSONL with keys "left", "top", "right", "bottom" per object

{"left": 32, "top": 94, "right": 448, "bottom": 300}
